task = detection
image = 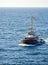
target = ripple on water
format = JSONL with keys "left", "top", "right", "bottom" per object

{"left": 0, "top": 8, "right": 48, "bottom": 64}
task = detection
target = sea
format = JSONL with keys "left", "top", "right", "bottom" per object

{"left": 0, "top": 8, "right": 48, "bottom": 65}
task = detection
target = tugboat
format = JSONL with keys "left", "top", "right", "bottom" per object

{"left": 21, "top": 16, "right": 45, "bottom": 46}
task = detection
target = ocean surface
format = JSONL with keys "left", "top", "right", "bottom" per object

{"left": 0, "top": 8, "right": 48, "bottom": 65}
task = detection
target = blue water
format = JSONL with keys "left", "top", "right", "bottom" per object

{"left": 0, "top": 8, "right": 48, "bottom": 65}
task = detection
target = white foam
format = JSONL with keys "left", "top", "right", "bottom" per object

{"left": 19, "top": 43, "right": 35, "bottom": 46}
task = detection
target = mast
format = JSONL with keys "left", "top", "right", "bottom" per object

{"left": 30, "top": 16, "right": 34, "bottom": 32}
{"left": 28, "top": 16, "right": 35, "bottom": 35}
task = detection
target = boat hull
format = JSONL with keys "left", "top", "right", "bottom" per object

{"left": 22, "top": 38, "right": 45, "bottom": 45}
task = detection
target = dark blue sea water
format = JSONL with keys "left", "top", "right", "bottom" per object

{"left": 0, "top": 8, "right": 48, "bottom": 65}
